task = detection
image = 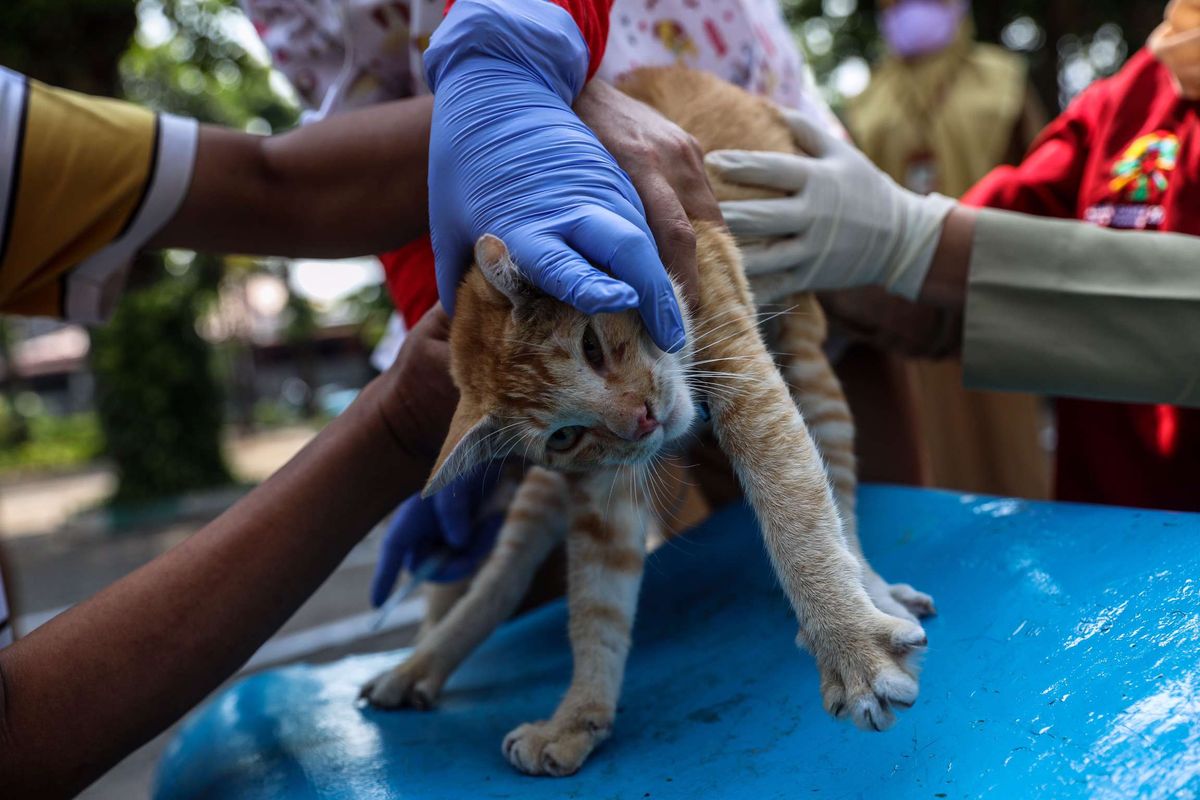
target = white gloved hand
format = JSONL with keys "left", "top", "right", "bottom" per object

{"left": 705, "top": 108, "right": 957, "bottom": 301}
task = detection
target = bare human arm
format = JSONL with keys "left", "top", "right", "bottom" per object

{"left": 147, "top": 83, "right": 717, "bottom": 304}
{"left": 147, "top": 96, "right": 434, "bottom": 259}
{"left": 0, "top": 307, "right": 456, "bottom": 798}
{"left": 918, "top": 205, "right": 976, "bottom": 310}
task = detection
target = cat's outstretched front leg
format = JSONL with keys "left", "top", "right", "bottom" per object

{"left": 694, "top": 223, "right": 927, "bottom": 731}
{"left": 503, "top": 469, "right": 649, "bottom": 777}
{"left": 775, "top": 295, "right": 936, "bottom": 623}
{"left": 362, "top": 468, "right": 567, "bottom": 709}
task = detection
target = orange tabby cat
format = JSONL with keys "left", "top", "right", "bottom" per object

{"left": 362, "top": 67, "right": 934, "bottom": 777}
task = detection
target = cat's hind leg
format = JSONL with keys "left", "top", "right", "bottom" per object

{"left": 361, "top": 467, "right": 567, "bottom": 709}
{"left": 503, "top": 468, "right": 649, "bottom": 777}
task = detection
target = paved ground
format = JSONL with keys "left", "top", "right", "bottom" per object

{"left": 0, "top": 425, "right": 319, "bottom": 539}
{"left": 0, "top": 424, "right": 424, "bottom": 798}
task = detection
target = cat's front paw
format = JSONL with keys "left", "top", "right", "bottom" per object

{"left": 807, "top": 612, "right": 927, "bottom": 732}
{"left": 502, "top": 711, "right": 613, "bottom": 777}
{"left": 359, "top": 652, "right": 445, "bottom": 711}
{"left": 863, "top": 571, "right": 937, "bottom": 623}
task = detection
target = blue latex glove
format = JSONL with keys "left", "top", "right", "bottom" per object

{"left": 424, "top": 0, "right": 686, "bottom": 352}
{"left": 370, "top": 467, "right": 506, "bottom": 607}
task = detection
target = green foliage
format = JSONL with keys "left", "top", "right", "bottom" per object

{"left": 785, "top": 0, "right": 881, "bottom": 98}
{"left": 252, "top": 399, "right": 304, "bottom": 429}
{"left": 91, "top": 259, "right": 233, "bottom": 506}
{"left": 0, "top": 320, "right": 30, "bottom": 448}
{"left": 343, "top": 285, "right": 397, "bottom": 351}
{"left": 283, "top": 290, "right": 320, "bottom": 345}
{"left": 0, "top": 412, "right": 103, "bottom": 476}
{"left": 94, "top": 0, "right": 300, "bottom": 504}
{"left": 121, "top": 0, "right": 298, "bottom": 130}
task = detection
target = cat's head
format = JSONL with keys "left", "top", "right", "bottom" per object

{"left": 425, "top": 234, "right": 696, "bottom": 495}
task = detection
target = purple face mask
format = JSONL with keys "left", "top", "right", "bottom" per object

{"left": 880, "top": 0, "right": 968, "bottom": 58}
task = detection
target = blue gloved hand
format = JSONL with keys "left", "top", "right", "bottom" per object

{"left": 424, "top": 0, "right": 687, "bottom": 353}
{"left": 370, "top": 467, "right": 506, "bottom": 607}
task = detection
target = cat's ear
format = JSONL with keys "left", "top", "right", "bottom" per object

{"left": 424, "top": 401, "right": 499, "bottom": 497}
{"left": 475, "top": 234, "right": 534, "bottom": 308}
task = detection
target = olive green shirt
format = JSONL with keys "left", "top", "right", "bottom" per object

{"left": 964, "top": 209, "right": 1200, "bottom": 408}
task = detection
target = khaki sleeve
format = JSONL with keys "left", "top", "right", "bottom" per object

{"left": 962, "top": 208, "right": 1200, "bottom": 408}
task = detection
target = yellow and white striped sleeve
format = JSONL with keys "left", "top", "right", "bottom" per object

{"left": 0, "top": 67, "right": 198, "bottom": 323}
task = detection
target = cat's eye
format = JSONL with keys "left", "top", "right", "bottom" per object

{"left": 547, "top": 425, "right": 586, "bottom": 453}
{"left": 581, "top": 325, "right": 604, "bottom": 371}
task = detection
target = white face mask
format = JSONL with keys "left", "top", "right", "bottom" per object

{"left": 1150, "top": 0, "right": 1200, "bottom": 100}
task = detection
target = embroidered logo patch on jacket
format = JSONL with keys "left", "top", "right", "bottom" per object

{"left": 1087, "top": 131, "right": 1180, "bottom": 230}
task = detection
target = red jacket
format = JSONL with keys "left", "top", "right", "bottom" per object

{"left": 964, "top": 49, "right": 1200, "bottom": 510}
{"left": 381, "top": 0, "right": 612, "bottom": 327}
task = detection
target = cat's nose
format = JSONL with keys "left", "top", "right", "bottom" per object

{"left": 634, "top": 402, "right": 660, "bottom": 440}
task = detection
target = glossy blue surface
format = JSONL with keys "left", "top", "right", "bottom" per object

{"left": 155, "top": 487, "right": 1200, "bottom": 799}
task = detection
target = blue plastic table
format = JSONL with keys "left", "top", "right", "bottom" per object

{"left": 155, "top": 487, "right": 1200, "bottom": 799}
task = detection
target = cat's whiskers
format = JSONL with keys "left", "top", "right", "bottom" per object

{"left": 685, "top": 371, "right": 741, "bottom": 386}
{"left": 686, "top": 369, "right": 761, "bottom": 386}
{"left": 690, "top": 305, "right": 803, "bottom": 357}
{"left": 688, "top": 369, "right": 762, "bottom": 383}
{"left": 480, "top": 431, "right": 530, "bottom": 485}
{"left": 687, "top": 373, "right": 765, "bottom": 400}
{"left": 456, "top": 420, "right": 530, "bottom": 480}
{"left": 691, "top": 303, "right": 798, "bottom": 340}
{"left": 661, "top": 453, "right": 700, "bottom": 475}
{"left": 683, "top": 380, "right": 739, "bottom": 405}
{"left": 642, "top": 457, "right": 679, "bottom": 526}
{"left": 493, "top": 430, "right": 532, "bottom": 465}
{"left": 504, "top": 336, "right": 558, "bottom": 353}
{"left": 485, "top": 425, "right": 544, "bottom": 488}
{"left": 648, "top": 303, "right": 780, "bottom": 371}
{"left": 638, "top": 459, "right": 663, "bottom": 515}
{"left": 688, "top": 352, "right": 782, "bottom": 367}
{"left": 475, "top": 419, "right": 527, "bottom": 449}
{"left": 604, "top": 466, "right": 620, "bottom": 522}
{"left": 518, "top": 428, "right": 539, "bottom": 467}
{"left": 648, "top": 306, "right": 733, "bottom": 369}
{"left": 637, "top": 456, "right": 705, "bottom": 575}
{"left": 636, "top": 463, "right": 670, "bottom": 550}
{"left": 690, "top": 329, "right": 758, "bottom": 361}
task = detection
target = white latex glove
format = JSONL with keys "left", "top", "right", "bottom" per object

{"left": 705, "top": 108, "right": 957, "bottom": 302}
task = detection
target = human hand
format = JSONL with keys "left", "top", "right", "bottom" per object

{"left": 819, "top": 288, "right": 962, "bottom": 359}
{"left": 376, "top": 304, "right": 457, "bottom": 468}
{"left": 425, "top": 0, "right": 686, "bottom": 352}
{"left": 575, "top": 80, "right": 723, "bottom": 311}
{"left": 370, "top": 467, "right": 508, "bottom": 602}
{"left": 705, "top": 108, "right": 957, "bottom": 301}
